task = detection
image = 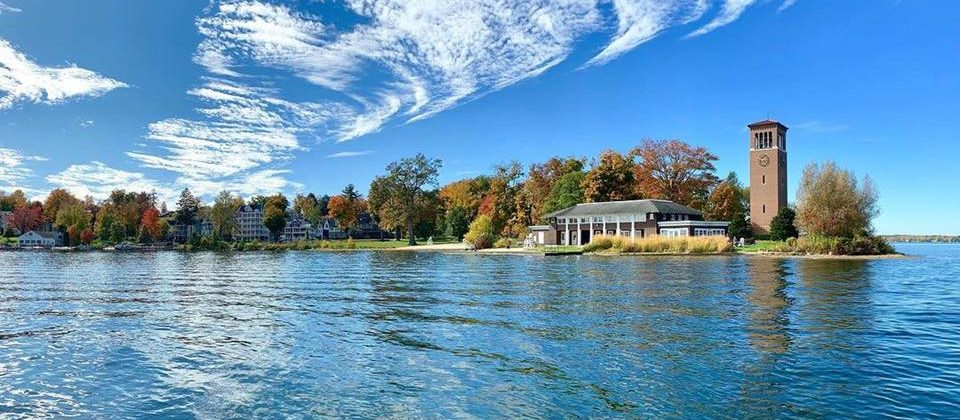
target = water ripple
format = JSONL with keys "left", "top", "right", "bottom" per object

{"left": 0, "top": 244, "right": 958, "bottom": 417}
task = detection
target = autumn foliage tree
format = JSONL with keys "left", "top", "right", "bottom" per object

{"left": 329, "top": 189, "right": 367, "bottom": 238}
{"left": 582, "top": 150, "right": 636, "bottom": 203}
{"left": 630, "top": 139, "right": 719, "bottom": 209}
{"left": 140, "top": 207, "right": 162, "bottom": 241}
{"left": 43, "top": 188, "right": 81, "bottom": 223}
{"left": 523, "top": 157, "right": 584, "bottom": 222}
{"left": 367, "top": 154, "right": 442, "bottom": 245}
{"left": 795, "top": 161, "right": 879, "bottom": 238}
{"left": 705, "top": 173, "right": 746, "bottom": 222}
{"left": 10, "top": 205, "right": 42, "bottom": 234}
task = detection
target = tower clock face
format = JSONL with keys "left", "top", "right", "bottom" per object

{"left": 758, "top": 154, "right": 770, "bottom": 167}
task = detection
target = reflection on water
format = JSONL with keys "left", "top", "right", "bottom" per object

{"left": 1, "top": 244, "right": 959, "bottom": 417}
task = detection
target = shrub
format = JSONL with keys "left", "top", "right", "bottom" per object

{"left": 793, "top": 235, "right": 895, "bottom": 255}
{"left": 464, "top": 215, "right": 496, "bottom": 249}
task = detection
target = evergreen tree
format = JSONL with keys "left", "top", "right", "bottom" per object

{"left": 176, "top": 188, "right": 200, "bottom": 225}
{"left": 769, "top": 207, "right": 799, "bottom": 241}
{"left": 728, "top": 211, "right": 753, "bottom": 239}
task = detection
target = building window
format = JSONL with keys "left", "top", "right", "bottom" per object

{"left": 694, "top": 228, "right": 726, "bottom": 236}
{"left": 762, "top": 175, "right": 766, "bottom": 184}
{"left": 660, "top": 228, "right": 688, "bottom": 238}
{"left": 763, "top": 204, "right": 766, "bottom": 214}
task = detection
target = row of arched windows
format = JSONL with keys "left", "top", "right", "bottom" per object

{"left": 753, "top": 131, "right": 785, "bottom": 150}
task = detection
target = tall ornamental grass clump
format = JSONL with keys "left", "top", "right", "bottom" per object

{"left": 582, "top": 234, "right": 733, "bottom": 254}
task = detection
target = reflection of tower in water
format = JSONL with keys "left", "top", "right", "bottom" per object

{"left": 747, "top": 258, "right": 792, "bottom": 354}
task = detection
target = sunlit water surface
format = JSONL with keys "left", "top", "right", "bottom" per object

{"left": 1, "top": 244, "right": 959, "bottom": 418}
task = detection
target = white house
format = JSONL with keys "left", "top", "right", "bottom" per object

{"left": 18, "top": 231, "right": 57, "bottom": 247}
{"left": 235, "top": 204, "right": 270, "bottom": 241}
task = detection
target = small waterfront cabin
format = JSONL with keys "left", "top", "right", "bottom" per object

{"left": 18, "top": 230, "right": 58, "bottom": 248}
{"left": 528, "top": 199, "right": 729, "bottom": 246}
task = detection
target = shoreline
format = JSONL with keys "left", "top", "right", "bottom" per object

{"left": 0, "top": 244, "right": 911, "bottom": 259}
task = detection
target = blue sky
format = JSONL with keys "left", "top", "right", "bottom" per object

{"left": 0, "top": 0, "right": 956, "bottom": 234}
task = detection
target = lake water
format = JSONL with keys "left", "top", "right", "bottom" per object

{"left": 1, "top": 244, "right": 958, "bottom": 418}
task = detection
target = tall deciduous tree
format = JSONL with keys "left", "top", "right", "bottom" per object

{"left": 369, "top": 154, "right": 442, "bottom": 245}
{"left": 10, "top": 205, "right": 42, "bottom": 234}
{"left": 43, "top": 188, "right": 81, "bottom": 223}
{"left": 705, "top": 173, "right": 746, "bottom": 222}
{"left": 210, "top": 191, "right": 239, "bottom": 240}
{"left": 368, "top": 175, "right": 406, "bottom": 237}
{"left": 0, "top": 189, "right": 28, "bottom": 211}
{"left": 524, "top": 157, "right": 584, "bottom": 223}
{"left": 328, "top": 194, "right": 367, "bottom": 238}
{"left": 630, "top": 139, "right": 719, "bottom": 209}
{"left": 294, "top": 193, "right": 322, "bottom": 225}
{"left": 796, "top": 161, "right": 879, "bottom": 238}
{"left": 140, "top": 207, "right": 162, "bottom": 241}
{"left": 543, "top": 171, "right": 586, "bottom": 216}
{"left": 54, "top": 202, "right": 91, "bottom": 232}
{"left": 263, "top": 194, "right": 288, "bottom": 241}
{"left": 582, "top": 150, "right": 636, "bottom": 203}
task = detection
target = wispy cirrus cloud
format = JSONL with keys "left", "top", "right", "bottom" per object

{"left": 0, "top": 2, "right": 21, "bottom": 14}
{"left": 0, "top": 39, "right": 127, "bottom": 110}
{"left": 134, "top": 0, "right": 796, "bottom": 196}
{"left": 687, "top": 0, "right": 758, "bottom": 38}
{"left": 0, "top": 147, "right": 46, "bottom": 191}
{"left": 779, "top": 0, "right": 800, "bottom": 12}
{"left": 326, "top": 150, "right": 374, "bottom": 159}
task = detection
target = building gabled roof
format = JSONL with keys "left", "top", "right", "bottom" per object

{"left": 544, "top": 199, "right": 703, "bottom": 218}
{"left": 21, "top": 230, "right": 57, "bottom": 239}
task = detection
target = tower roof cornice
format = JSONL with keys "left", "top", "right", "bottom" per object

{"left": 748, "top": 119, "right": 789, "bottom": 130}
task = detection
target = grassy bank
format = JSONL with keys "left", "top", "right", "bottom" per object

{"left": 582, "top": 235, "right": 733, "bottom": 254}
{"left": 737, "top": 236, "right": 896, "bottom": 256}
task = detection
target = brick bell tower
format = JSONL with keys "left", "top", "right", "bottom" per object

{"left": 748, "top": 119, "right": 788, "bottom": 235}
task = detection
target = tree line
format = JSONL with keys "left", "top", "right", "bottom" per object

{"left": 2, "top": 139, "right": 882, "bottom": 249}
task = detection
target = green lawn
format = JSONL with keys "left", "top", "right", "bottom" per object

{"left": 542, "top": 245, "right": 584, "bottom": 254}
{"left": 317, "top": 239, "right": 458, "bottom": 250}
{"left": 735, "top": 240, "right": 788, "bottom": 253}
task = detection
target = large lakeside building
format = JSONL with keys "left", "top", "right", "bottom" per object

{"left": 529, "top": 199, "right": 729, "bottom": 246}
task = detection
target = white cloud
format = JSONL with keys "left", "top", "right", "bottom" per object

{"left": 135, "top": 0, "right": 782, "bottom": 194}
{"left": 0, "top": 39, "right": 127, "bottom": 109}
{"left": 129, "top": 78, "right": 335, "bottom": 179}
{"left": 45, "top": 161, "right": 178, "bottom": 203}
{"left": 0, "top": 2, "right": 21, "bottom": 14}
{"left": 587, "top": 0, "right": 708, "bottom": 66}
{"left": 79, "top": 120, "right": 95, "bottom": 128}
{"left": 687, "top": 0, "right": 758, "bottom": 38}
{"left": 326, "top": 150, "right": 374, "bottom": 159}
{"left": 176, "top": 169, "right": 303, "bottom": 199}
{"left": 0, "top": 147, "right": 45, "bottom": 192}
{"left": 778, "top": 0, "right": 799, "bottom": 12}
